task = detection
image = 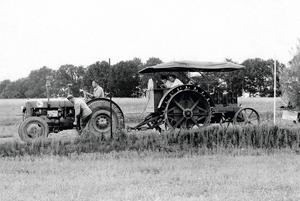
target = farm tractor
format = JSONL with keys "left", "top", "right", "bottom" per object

{"left": 128, "top": 60, "right": 261, "bottom": 131}
{"left": 18, "top": 78, "right": 125, "bottom": 142}
{"left": 18, "top": 60, "right": 260, "bottom": 142}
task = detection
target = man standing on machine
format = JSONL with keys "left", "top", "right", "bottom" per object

{"left": 67, "top": 94, "right": 92, "bottom": 132}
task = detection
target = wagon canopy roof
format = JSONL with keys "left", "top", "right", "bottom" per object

{"left": 139, "top": 60, "right": 245, "bottom": 74}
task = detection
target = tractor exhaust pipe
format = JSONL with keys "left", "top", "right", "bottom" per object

{"left": 67, "top": 84, "right": 72, "bottom": 95}
{"left": 46, "top": 76, "right": 51, "bottom": 107}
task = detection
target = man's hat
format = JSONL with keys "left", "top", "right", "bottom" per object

{"left": 67, "top": 94, "right": 74, "bottom": 100}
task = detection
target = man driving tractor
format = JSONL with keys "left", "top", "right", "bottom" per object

{"left": 160, "top": 74, "right": 183, "bottom": 88}
{"left": 168, "top": 74, "right": 183, "bottom": 88}
{"left": 84, "top": 80, "right": 105, "bottom": 99}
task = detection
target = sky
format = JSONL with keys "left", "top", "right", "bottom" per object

{"left": 1, "top": 0, "right": 300, "bottom": 81}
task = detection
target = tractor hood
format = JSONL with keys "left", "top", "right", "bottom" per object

{"left": 24, "top": 98, "right": 73, "bottom": 108}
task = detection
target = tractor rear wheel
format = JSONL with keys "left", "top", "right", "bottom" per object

{"left": 87, "top": 99, "right": 125, "bottom": 139}
{"left": 164, "top": 90, "right": 211, "bottom": 129}
{"left": 18, "top": 117, "right": 49, "bottom": 142}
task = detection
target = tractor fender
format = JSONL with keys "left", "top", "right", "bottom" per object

{"left": 157, "top": 85, "right": 215, "bottom": 109}
{"left": 86, "top": 98, "right": 125, "bottom": 119}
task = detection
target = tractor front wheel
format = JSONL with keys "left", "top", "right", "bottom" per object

{"left": 233, "top": 108, "right": 260, "bottom": 125}
{"left": 18, "top": 117, "right": 49, "bottom": 142}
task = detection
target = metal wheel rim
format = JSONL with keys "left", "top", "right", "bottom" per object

{"left": 95, "top": 114, "right": 110, "bottom": 130}
{"left": 233, "top": 108, "right": 260, "bottom": 125}
{"left": 91, "top": 111, "right": 113, "bottom": 133}
{"left": 25, "top": 121, "right": 45, "bottom": 138}
{"left": 165, "top": 90, "right": 210, "bottom": 129}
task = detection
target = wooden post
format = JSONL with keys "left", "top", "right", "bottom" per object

{"left": 46, "top": 76, "right": 51, "bottom": 107}
{"left": 109, "top": 58, "right": 113, "bottom": 138}
{"left": 274, "top": 56, "right": 276, "bottom": 125}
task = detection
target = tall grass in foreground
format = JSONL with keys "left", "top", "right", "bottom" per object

{"left": 1, "top": 153, "right": 300, "bottom": 201}
{"left": 1, "top": 124, "right": 300, "bottom": 157}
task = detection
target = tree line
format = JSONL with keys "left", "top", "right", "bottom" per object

{"left": 280, "top": 39, "right": 300, "bottom": 109}
{"left": 0, "top": 57, "right": 286, "bottom": 99}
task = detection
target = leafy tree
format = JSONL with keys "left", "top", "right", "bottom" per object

{"left": 280, "top": 40, "right": 300, "bottom": 109}
{"left": 2, "top": 57, "right": 286, "bottom": 99}
{"left": 132, "top": 58, "right": 143, "bottom": 69}
{"left": 288, "top": 38, "right": 300, "bottom": 67}
{"left": 266, "top": 59, "right": 284, "bottom": 97}
{"left": 189, "top": 59, "right": 244, "bottom": 94}
{"left": 1, "top": 78, "right": 29, "bottom": 98}
{"left": 0, "top": 79, "right": 11, "bottom": 98}
{"left": 222, "top": 59, "right": 245, "bottom": 96}
{"left": 139, "top": 57, "right": 163, "bottom": 90}
{"left": 111, "top": 60, "right": 140, "bottom": 97}
{"left": 192, "top": 72, "right": 222, "bottom": 92}
{"left": 82, "top": 61, "right": 110, "bottom": 94}
{"left": 0, "top": 67, "right": 56, "bottom": 98}
{"left": 241, "top": 58, "right": 282, "bottom": 97}
{"left": 24, "top": 66, "right": 56, "bottom": 98}
{"left": 53, "top": 64, "right": 85, "bottom": 97}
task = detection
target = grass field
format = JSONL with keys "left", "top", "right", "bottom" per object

{"left": 1, "top": 97, "right": 300, "bottom": 200}
{"left": 1, "top": 151, "right": 300, "bottom": 200}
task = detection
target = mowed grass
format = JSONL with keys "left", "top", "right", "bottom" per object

{"left": 1, "top": 97, "right": 300, "bottom": 200}
{"left": 1, "top": 151, "right": 300, "bottom": 200}
{"left": 0, "top": 99, "right": 24, "bottom": 139}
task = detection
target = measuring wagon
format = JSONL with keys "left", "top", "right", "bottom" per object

{"left": 128, "top": 60, "right": 260, "bottom": 131}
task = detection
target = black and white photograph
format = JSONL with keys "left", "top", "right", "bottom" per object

{"left": 1, "top": 0, "right": 300, "bottom": 200}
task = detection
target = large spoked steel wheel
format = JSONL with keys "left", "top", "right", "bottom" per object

{"left": 87, "top": 98, "right": 125, "bottom": 139}
{"left": 18, "top": 117, "right": 49, "bottom": 142}
{"left": 164, "top": 90, "right": 211, "bottom": 129}
{"left": 233, "top": 108, "right": 260, "bottom": 125}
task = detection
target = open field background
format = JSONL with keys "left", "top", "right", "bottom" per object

{"left": 1, "top": 98, "right": 300, "bottom": 200}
